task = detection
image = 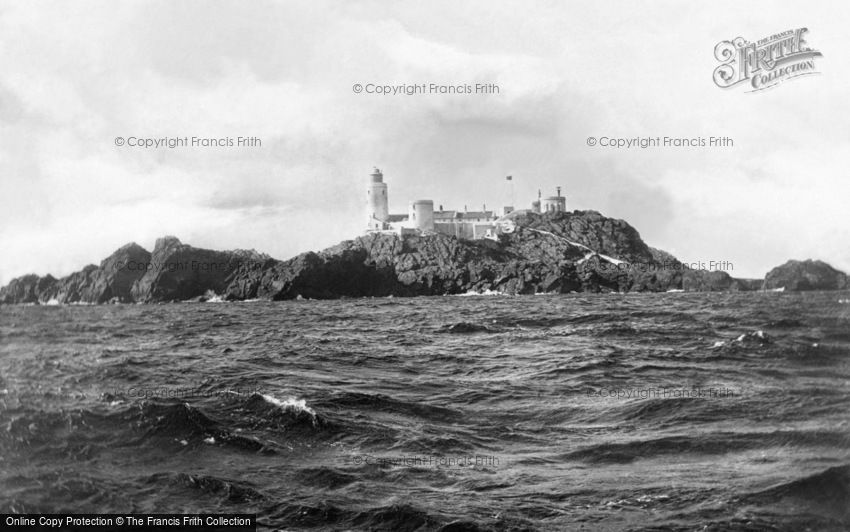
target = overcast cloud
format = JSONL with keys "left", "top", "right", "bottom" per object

{"left": 1, "top": 0, "right": 847, "bottom": 282}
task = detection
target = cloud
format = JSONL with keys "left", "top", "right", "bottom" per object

{"left": 0, "top": 1, "right": 847, "bottom": 285}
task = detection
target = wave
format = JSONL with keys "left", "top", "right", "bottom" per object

{"left": 440, "top": 322, "right": 495, "bottom": 334}
{"left": 560, "top": 430, "right": 850, "bottom": 464}
{"left": 765, "top": 318, "right": 805, "bottom": 328}
{"left": 602, "top": 397, "right": 708, "bottom": 425}
{"left": 138, "top": 401, "right": 275, "bottom": 454}
{"left": 589, "top": 324, "right": 639, "bottom": 337}
{"left": 709, "top": 329, "right": 775, "bottom": 352}
{"left": 743, "top": 464, "right": 850, "bottom": 522}
{"left": 257, "top": 393, "right": 316, "bottom": 416}
{"left": 290, "top": 467, "right": 358, "bottom": 490}
{"left": 0, "top": 470, "right": 131, "bottom": 513}
{"left": 315, "top": 391, "right": 463, "bottom": 422}
{"left": 398, "top": 434, "right": 478, "bottom": 454}
{"left": 262, "top": 502, "right": 445, "bottom": 531}
{"left": 243, "top": 393, "right": 322, "bottom": 429}
{"left": 173, "top": 473, "right": 267, "bottom": 504}
{"left": 734, "top": 330, "right": 771, "bottom": 344}
{"left": 453, "top": 289, "right": 507, "bottom": 297}
{"left": 494, "top": 312, "right": 666, "bottom": 329}
{"left": 5, "top": 290, "right": 850, "bottom": 527}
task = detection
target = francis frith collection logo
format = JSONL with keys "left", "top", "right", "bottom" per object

{"left": 713, "top": 28, "right": 822, "bottom": 92}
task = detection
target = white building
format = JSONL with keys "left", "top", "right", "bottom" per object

{"left": 365, "top": 167, "right": 565, "bottom": 239}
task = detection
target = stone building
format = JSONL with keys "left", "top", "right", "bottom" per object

{"left": 366, "top": 167, "right": 565, "bottom": 240}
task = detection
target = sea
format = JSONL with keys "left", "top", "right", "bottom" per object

{"left": 1, "top": 291, "right": 849, "bottom": 531}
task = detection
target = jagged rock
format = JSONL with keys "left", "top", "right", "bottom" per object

{"left": 0, "top": 274, "right": 55, "bottom": 304}
{"left": 763, "top": 259, "right": 848, "bottom": 291}
{"left": 52, "top": 264, "right": 100, "bottom": 302}
{"left": 509, "top": 210, "right": 655, "bottom": 263}
{"left": 680, "top": 270, "right": 757, "bottom": 292}
{"left": 220, "top": 212, "right": 678, "bottom": 299}
{"left": 2, "top": 211, "right": 847, "bottom": 303}
{"left": 96, "top": 242, "right": 152, "bottom": 302}
{"left": 682, "top": 270, "right": 736, "bottom": 292}
{"left": 0, "top": 242, "right": 153, "bottom": 304}
{"left": 49, "top": 242, "right": 152, "bottom": 304}
{"left": 129, "top": 236, "right": 256, "bottom": 302}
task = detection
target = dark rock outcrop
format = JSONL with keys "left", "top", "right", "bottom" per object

{"left": 2, "top": 211, "right": 847, "bottom": 303}
{"left": 0, "top": 242, "right": 152, "bottom": 304}
{"left": 98, "top": 242, "right": 152, "bottom": 302}
{"left": 46, "top": 242, "right": 153, "bottom": 303}
{"left": 0, "top": 239, "right": 262, "bottom": 304}
{"left": 129, "top": 236, "right": 266, "bottom": 303}
{"left": 682, "top": 270, "right": 735, "bottom": 292}
{"left": 0, "top": 274, "right": 55, "bottom": 304}
{"left": 221, "top": 211, "right": 680, "bottom": 299}
{"left": 763, "top": 260, "right": 848, "bottom": 291}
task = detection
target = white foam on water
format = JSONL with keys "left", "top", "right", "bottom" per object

{"left": 736, "top": 330, "right": 766, "bottom": 343}
{"left": 259, "top": 393, "right": 317, "bottom": 417}
{"left": 201, "top": 289, "right": 225, "bottom": 303}
{"left": 455, "top": 289, "right": 506, "bottom": 297}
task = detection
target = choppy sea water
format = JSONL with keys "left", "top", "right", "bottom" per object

{"left": 1, "top": 292, "right": 849, "bottom": 531}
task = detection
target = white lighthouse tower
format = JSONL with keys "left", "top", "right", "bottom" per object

{"left": 367, "top": 167, "right": 389, "bottom": 230}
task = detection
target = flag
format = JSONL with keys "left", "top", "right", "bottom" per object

{"left": 506, "top": 175, "right": 512, "bottom": 181}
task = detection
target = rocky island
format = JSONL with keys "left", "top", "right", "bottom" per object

{"left": 1, "top": 210, "right": 846, "bottom": 304}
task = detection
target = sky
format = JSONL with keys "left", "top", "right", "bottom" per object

{"left": 1, "top": 0, "right": 848, "bottom": 283}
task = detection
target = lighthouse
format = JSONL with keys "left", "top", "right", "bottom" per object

{"left": 367, "top": 167, "right": 389, "bottom": 230}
